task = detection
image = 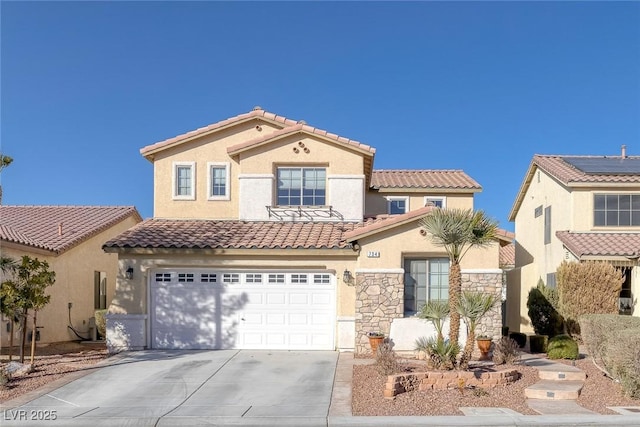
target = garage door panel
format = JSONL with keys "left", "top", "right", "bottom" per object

{"left": 151, "top": 270, "right": 335, "bottom": 350}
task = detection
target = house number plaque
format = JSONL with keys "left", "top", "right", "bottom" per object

{"left": 367, "top": 251, "right": 380, "bottom": 258}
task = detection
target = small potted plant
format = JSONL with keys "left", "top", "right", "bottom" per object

{"left": 476, "top": 335, "right": 492, "bottom": 360}
{"left": 367, "top": 331, "right": 385, "bottom": 355}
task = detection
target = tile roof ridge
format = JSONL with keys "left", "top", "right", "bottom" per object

{"left": 372, "top": 169, "right": 465, "bottom": 172}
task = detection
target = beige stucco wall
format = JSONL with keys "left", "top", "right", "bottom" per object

{"left": 153, "top": 120, "right": 282, "bottom": 219}
{"left": 354, "top": 221, "right": 500, "bottom": 271}
{"left": 109, "top": 252, "right": 359, "bottom": 319}
{"left": 0, "top": 215, "right": 140, "bottom": 347}
{"left": 365, "top": 192, "right": 474, "bottom": 217}
{"left": 571, "top": 188, "right": 640, "bottom": 231}
{"left": 152, "top": 120, "right": 369, "bottom": 220}
{"left": 512, "top": 169, "right": 573, "bottom": 333}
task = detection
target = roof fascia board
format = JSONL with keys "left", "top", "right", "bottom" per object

{"left": 508, "top": 162, "right": 537, "bottom": 222}
{"left": 373, "top": 187, "right": 481, "bottom": 194}
{"left": 0, "top": 240, "right": 57, "bottom": 256}
{"left": 567, "top": 182, "right": 640, "bottom": 189}
{"left": 102, "top": 247, "right": 357, "bottom": 257}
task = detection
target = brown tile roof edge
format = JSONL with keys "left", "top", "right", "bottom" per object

{"left": 0, "top": 206, "right": 142, "bottom": 254}
{"left": 226, "top": 123, "right": 375, "bottom": 156}
{"left": 499, "top": 243, "right": 515, "bottom": 268}
{"left": 370, "top": 170, "right": 482, "bottom": 190}
{"left": 556, "top": 230, "right": 640, "bottom": 258}
{"left": 496, "top": 228, "right": 515, "bottom": 244}
{"left": 344, "top": 206, "right": 435, "bottom": 242}
{"left": 103, "top": 219, "right": 366, "bottom": 250}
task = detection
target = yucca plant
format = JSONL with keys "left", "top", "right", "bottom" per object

{"left": 418, "top": 300, "right": 450, "bottom": 343}
{"left": 457, "top": 290, "right": 499, "bottom": 369}
{"left": 415, "top": 336, "right": 459, "bottom": 370}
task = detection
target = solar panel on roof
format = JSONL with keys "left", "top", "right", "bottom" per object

{"left": 562, "top": 157, "right": 640, "bottom": 175}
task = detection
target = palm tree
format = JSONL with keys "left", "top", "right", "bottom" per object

{"left": 419, "top": 208, "right": 498, "bottom": 346}
{"left": 0, "top": 153, "right": 13, "bottom": 204}
{"left": 457, "top": 290, "right": 499, "bottom": 368}
{"left": 417, "top": 299, "right": 449, "bottom": 343}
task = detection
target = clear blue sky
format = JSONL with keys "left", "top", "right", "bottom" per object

{"left": 2, "top": 2, "right": 639, "bottom": 232}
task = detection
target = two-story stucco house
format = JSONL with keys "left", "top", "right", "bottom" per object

{"left": 0, "top": 205, "right": 141, "bottom": 347}
{"left": 506, "top": 148, "right": 640, "bottom": 333}
{"left": 103, "top": 107, "right": 507, "bottom": 354}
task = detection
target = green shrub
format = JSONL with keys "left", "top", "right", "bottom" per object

{"left": 94, "top": 309, "right": 107, "bottom": 339}
{"left": 509, "top": 332, "right": 527, "bottom": 348}
{"left": 529, "top": 335, "right": 548, "bottom": 353}
{"left": 547, "top": 334, "right": 579, "bottom": 360}
{"left": 493, "top": 337, "right": 521, "bottom": 365}
{"left": 527, "top": 280, "right": 563, "bottom": 338}
{"left": 415, "top": 336, "right": 459, "bottom": 370}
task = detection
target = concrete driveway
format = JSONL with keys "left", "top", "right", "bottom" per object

{"left": 1, "top": 350, "right": 338, "bottom": 426}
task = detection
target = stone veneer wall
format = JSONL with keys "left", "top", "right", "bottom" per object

{"left": 461, "top": 270, "right": 503, "bottom": 340}
{"left": 355, "top": 271, "right": 404, "bottom": 355}
{"left": 354, "top": 269, "right": 503, "bottom": 355}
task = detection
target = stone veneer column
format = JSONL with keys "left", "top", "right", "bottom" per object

{"left": 461, "top": 270, "right": 503, "bottom": 339}
{"left": 355, "top": 270, "right": 404, "bottom": 355}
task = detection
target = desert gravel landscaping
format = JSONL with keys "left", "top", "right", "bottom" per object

{"left": 352, "top": 355, "right": 639, "bottom": 416}
{"left": 0, "top": 342, "right": 108, "bottom": 404}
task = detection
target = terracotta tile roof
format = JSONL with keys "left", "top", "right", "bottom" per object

{"left": 103, "top": 219, "right": 375, "bottom": 250}
{"left": 533, "top": 155, "right": 640, "bottom": 185}
{"left": 344, "top": 206, "right": 434, "bottom": 242}
{"left": 227, "top": 123, "right": 375, "bottom": 156}
{"left": 140, "top": 107, "right": 375, "bottom": 158}
{"left": 499, "top": 243, "right": 515, "bottom": 268}
{"left": 510, "top": 154, "right": 640, "bottom": 221}
{"left": 556, "top": 231, "right": 640, "bottom": 259}
{"left": 370, "top": 170, "right": 481, "bottom": 191}
{"left": 140, "top": 108, "right": 300, "bottom": 157}
{"left": 0, "top": 206, "right": 142, "bottom": 254}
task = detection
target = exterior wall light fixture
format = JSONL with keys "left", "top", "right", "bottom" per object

{"left": 125, "top": 266, "right": 134, "bottom": 280}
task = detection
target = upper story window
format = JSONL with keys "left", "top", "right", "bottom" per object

{"left": 173, "top": 162, "right": 196, "bottom": 200}
{"left": 387, "top": 197, "right": 408, "bottom": 215}
{"left": 277, "top": 167, "right": 326, "bottom": 206}
{"left": 594, "top": 194, "right": 640, "bottom": 227}
{"left": 544, "top": 206, "right": 552, "bottom": 244}
{"left": 424, "top": 196, "right": 446, "bottom": 208}
{"left": 208, "top": 162, "right": 230, "bottom": 200}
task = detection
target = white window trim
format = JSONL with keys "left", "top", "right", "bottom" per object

{"left": 172, "top": 161, "right": 196, "bottom": 200}
{"left": 424, "top": 196, "right": 447, "bottom": 209}
{"left": 386, "top": 196, "right": 409, "bottom": 214}
{"left": 207, "top": 162, "right": 230, "bottom": 201}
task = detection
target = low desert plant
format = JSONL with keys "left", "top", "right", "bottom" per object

{"left": 547, "top": 334, "right": 579, "bottom": 360}
{"left": 509, "top": 332, "right": 527, "bottom": 348}
{"left": 492, "top": 337, "right": 521, "bottom": 365}
{"left": 529, "top": 334, "right": 548, "bottom": 353}
{"left": 0, "top": 366, "right": 10, "bottom": 389}
{"left": 94, "top": 309, "right": 107, "bottom": 339}
{"left": 415, "top": 336, "right": 459, "bottom": 370}
{"left": 604, "top": 329, "right": 640, "bottom": 398}
{"left": 375, "top": 341, "right": 400, "bottom": 375}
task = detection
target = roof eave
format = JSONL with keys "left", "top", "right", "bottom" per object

{"left": 102, "top": 247, "right": 356, "bottom": 256}
{"left": 508, "top": 161, "right": 538, "bottom": 222}
{"left": 372, "top": 187, "right": 482, "bottom": 194}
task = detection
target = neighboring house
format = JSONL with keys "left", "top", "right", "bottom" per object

{"left": 103, "top": 107, "right": 506, "bottom": 354}
{"left": 0, "top": 206, "right": 142, "bottom": 347}
{"left": 506, "top": 148, "right": 640, "bottom": 333}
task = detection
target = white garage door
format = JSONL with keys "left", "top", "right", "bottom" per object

{"left": 150, "top": 269, "right": 335, "bottom": 350}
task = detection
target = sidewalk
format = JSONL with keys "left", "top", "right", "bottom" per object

{"left": 328, "top": 351, "right": 640, "bottom": 427}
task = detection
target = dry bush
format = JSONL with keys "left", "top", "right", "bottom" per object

{"left": 375, "top": 342, "right": 400, "bottom": 376}
{"left": 493, "top": 337, "right": 521, "bottom": 365}
{"left": 557, "top": 261, "right": 623, "bottom": 336}
{"left": 580, "top": 314, "right": 640, "bottom": 398}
